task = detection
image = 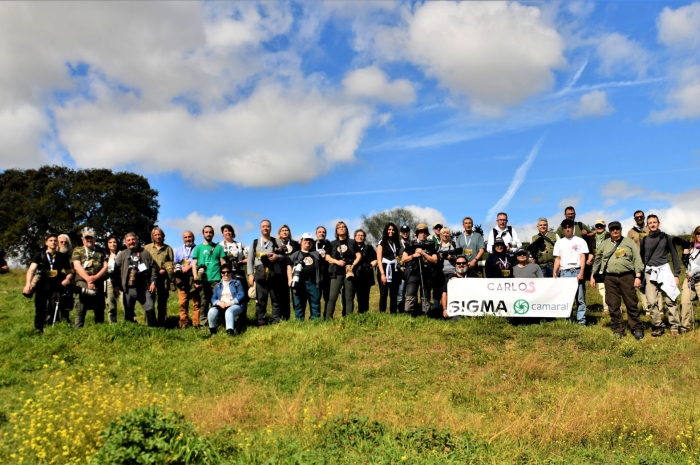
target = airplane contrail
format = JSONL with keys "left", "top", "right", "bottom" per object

{"left": 485, "top": 135, "right": 546, "bottom": 222}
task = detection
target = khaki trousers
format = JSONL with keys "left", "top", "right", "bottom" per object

{"left": 680, "top": 279, "right": 700, "bottom": 331}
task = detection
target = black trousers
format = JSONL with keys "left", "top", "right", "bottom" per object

{"left": 605, "top": 272, "right": 643, "bottom": 334}
{"left": 35, "top": 291, "right": 60, "bottom": 331}
{"left": 255, "top": 276, "right": 285, "bottom": 325}
{"left": 405, "top": 273, "right": 431, "bottom": 317}
{"left": 154, "top": 274, "right": 169, "bottom": 326}
{"left": 354, "top": 280, "right": 373, "bottom": 313}
{"left": 378, "top": 277, "right": 401, "bottom": 313}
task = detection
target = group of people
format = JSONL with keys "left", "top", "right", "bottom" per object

{"left": 17, "top": 207, "right": 700, "bottom": 340}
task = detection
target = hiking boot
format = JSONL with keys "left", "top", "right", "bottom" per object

{"left": 226, "top": 329, "right": 235, "bottom": 336}
{"left": 651, "top": 328, "right": 665, "bottom": 337}
{"left": 209, "top": 327, "right": 217, "bottom": 335}
{"left": 670, "top": 328, "right": 679, "bottom": 337}
{"left": 634, "top": 330, "right": 644, "bottom": 340}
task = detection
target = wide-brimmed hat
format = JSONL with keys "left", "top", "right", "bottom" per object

{"left": 248, "top": 286, "right": 257, "bottom": 300}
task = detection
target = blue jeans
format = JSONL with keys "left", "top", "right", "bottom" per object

{"left": 293, "top": 280, "right": 321, "bottom": 321}
{"left": 208, "top": 303, "right": 244, "bottom": 330}
{"left": 540, "top": 265, "right": 554, "bottom": 278}
{"left": 559, "top": 268, "right": 586, "bottom": 324}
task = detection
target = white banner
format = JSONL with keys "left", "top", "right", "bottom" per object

{"left": 446, "top": 278, "right": 579, "bottom": 318}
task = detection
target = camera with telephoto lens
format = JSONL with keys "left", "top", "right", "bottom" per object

{"left": 72, "top": 285, "right": 97, "bottom": 297}
{"left": 174, "top": 263, "right": 183, "bottom": 274}
{"left": 195, "top": 266, "right": 205, "bottom": 282}
{"left": 290, "top": 263, "right": 304, "bottom": 289}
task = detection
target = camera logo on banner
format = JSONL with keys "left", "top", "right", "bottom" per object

{"left": 513, "top": 299, "right": 530, "bottom": 315}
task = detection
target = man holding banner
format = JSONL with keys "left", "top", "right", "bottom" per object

{"left": 590, "top": 221, "right": 644, "bottom": 340}
{"left": 553, "top": 219, "right": 589, "bottom": 325}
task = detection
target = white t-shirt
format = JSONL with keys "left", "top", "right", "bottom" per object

{"left": 220, "top": 280, "right": 233, "bottom": 304}
{"left": 553, "top": 236, "right": 589, "bottom": 270}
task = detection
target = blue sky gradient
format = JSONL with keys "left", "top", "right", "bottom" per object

{"left": 0, "top": 1, "right": 699, "bottom": 246}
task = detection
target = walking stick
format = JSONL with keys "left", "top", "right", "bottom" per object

{"left": 53, "top": 297, "right": 60, "bottom": 326}
{"left": 418, "top": 261, "right": 430, "bottom": 315}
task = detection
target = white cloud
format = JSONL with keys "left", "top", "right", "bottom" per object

{"left": 572, "top": 90, "right": 615, "bottom": 118}
{"left": 372, "top": 2, "right": 566, "bottom": 111}
{"left": 657, "top": 2, "right": 700, "bottom": 51}
{"left": 558, "top": 196, "right": 581, "bottom": 211}
{"left": 0, "top": 105, "right": 52, "bottom": 167}
{"left": 567, "top": 1, "right": 595, "bottom": 18}
{"left": 403, "top": 205, "right": 447, "bottom": 230}
{"left": 342, "top": 66, "right": 415, "bottom": 104}
{"left": 160, "top": 211, "right": 236, "bottom": 243}
{"left": 600, "top": 180, "right": 646, "bottom": 199}
{"left": 649, "top": 65, "right": 700, "bottom": 122}
{"left": 595, "top": 33, "right": 649, "bottom": 77}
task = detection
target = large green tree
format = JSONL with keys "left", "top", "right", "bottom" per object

{"left": 360, "top": 208, "right": 425, "bottom": 244}
{"left": 0, "top": 166, "right": 159, "bottom": 264}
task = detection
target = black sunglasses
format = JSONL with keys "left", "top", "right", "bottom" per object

{"left": 221, "top": 270, "right": 231, "bottom": 274}
{"left": 634, "top": 216, "right": 644, "bottom": 220}
{"left": 456, "top": 262, "right": 468, "bottom": 266}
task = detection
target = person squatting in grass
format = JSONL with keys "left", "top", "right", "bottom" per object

{"left": 113, "top": 233, "right": 158, "bottom": 327}
{"left": 288, "top": 233, "right": 323, "bottom": 320}
{"left": 208, "top": 261, "right": 245, "bottom": 335}
{"left": 591, "top": 221, "right": 645, "bottom": 340}
{"left": 23, "top": 232, "right": 73, "bottom": 332}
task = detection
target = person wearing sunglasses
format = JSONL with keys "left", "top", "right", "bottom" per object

{"left": 207, "top": 262, "right": 245, "bottom": 335}
{"left": 513, "top": 250, "right": 543, "bottom": 278}
{"left": 680, "top": 226, "right": 700, "bottom": 333}
{"left": 591, "top": 221, "right": 644, "bottom": 339}
{"left": 553, "top": 219, "right": 590, "bottom": 325}
{"left": 441, "top": 255, "right": 470, "bottom": 321}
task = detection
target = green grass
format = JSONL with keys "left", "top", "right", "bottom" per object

{"left": 2, "top": 269, "right": 700, "bottom": 464}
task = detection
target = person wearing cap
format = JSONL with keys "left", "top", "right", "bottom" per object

{"left": 144, "top": 226, "right": 174, "bottom": 327}
{"left": 192, "top": 225, "right": 228, "bottom": 327}
{"left": 640, "top": 214, "right": 682, "bottom": 337}
{"left": 429, "top": 223, "right": 443, "bottom": 247}
{"left": 553, "top": 218, "right": 590, "bottom": 325}
{"left": 288, "top": 233, "right": 323, "bottom": 320}
{"left": 326, "top": 221, "right": 361, "bottom": 318}
{"left": 207, "top": 261, "right": 245, "bottom": 335}
{"left": 23, "top": 233, "right": 73, "bottom": 332}
{"left": 513, "top": 249, "right": 543, "bottom": 278}
{"left": 484, "top": 238, "right": 515, "bottom": 278}
{"left": 72, "top": 229, "right": 109, "bottom": 328}
{"left": 591, "top": 219, "right": 611, "bottom": 314}
{"left": 591, "top": 221, "right": 644, "bottom": 339}
{"left": 486, "top": 212, "right": 521, "bottom": 253}
{"left": 529, "top": 218, "right": 557, "bottom": 277}
{"left": 315, "top": 226, "right": 334, "bottom": 314}
{"left": 455, "top": 217, "right": 485, "bottom": 277}
{"left": 174, "top": 231, "right": 200, "bottom": 328}
{"left": 376, "top": 222, "right": 403, "bottom": 314}
{"left": 113, "top": 232, "right": 159, "bottom": 326}
{"left": 401, "top": 223, "right": 438, "bottom": 316}
{"left": 442, "top": 255, "right": 470, "bottom": 321}
{"left": 397, "top": 224, "right": 411, "bottom": 312}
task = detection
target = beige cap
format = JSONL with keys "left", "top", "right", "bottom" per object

{"left": 82, "top": 229, "right": 96, "bottom": 238}
{"left": 594, "top": 219, "right": 606, "bottom": 226}
{"left": 416, "top": 223, "right": 429, "bottom": 232}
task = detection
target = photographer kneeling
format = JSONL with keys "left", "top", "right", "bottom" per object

{"left": 208, "top": 262, "right": 245, "bottom": 335}
{"left": 288, "top": 233, "right": 323, "bottom": 321}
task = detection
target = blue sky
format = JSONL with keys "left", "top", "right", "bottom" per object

{"left": 1, "top": 1, "right": 699, "bottom": 246}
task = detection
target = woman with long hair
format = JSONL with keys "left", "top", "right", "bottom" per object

{"left": 105, "top": 235, "right": 124, "bottom": 323}
{"left": 325, "top": 221, "right": 361, "bottom": 318}
{"left": 681, "top": 226, "right": 700, "bottom": 333}
{"left": 376, "top": 223, "right": 402, "bottom": 314}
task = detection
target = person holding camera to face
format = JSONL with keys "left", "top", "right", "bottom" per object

{"left": 23, "top": 232, "right": 73, "bottom": 332}
{"left": 288, "top": 233, "right": 322, "bottom": 321}
{"left": 401, "top": 223, "right": 438, "bottom": 317}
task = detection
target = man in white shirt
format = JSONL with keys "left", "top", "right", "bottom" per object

{"left": 554, "top": 218, "right": 590, "bottom": 325}
{"left": 486, "top": 212, "right": 521, "bottom": 253}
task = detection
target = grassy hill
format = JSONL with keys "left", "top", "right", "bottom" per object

{"left": 1, "top": 269, "right": 700, "bottom": 464}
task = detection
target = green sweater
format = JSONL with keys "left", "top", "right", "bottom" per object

{"left": 531, "top": 232, "right": 557, "bottom": 267}
{"left": 591, "top": 237, "right": 643, "bottom": 276}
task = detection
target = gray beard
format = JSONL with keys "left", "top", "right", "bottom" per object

{"left": 58, "top": 246, "right": 70, "bottom": 254}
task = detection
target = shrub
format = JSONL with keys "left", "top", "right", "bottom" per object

{"left": 91, "top": 407, "right": 218, "bottom": 464}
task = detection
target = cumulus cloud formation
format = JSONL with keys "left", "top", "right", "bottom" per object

{"left": 0, "top": 2, "right": 377, "bottom": 187}
{"left": 595, "top": 33, "right": 649, "bottom": 77}
{"left": 374, "top": 2, "right": 566, "bottom": 111}
{"left": 342, "top": 66, "right": 415, "bottom": 104}
{"left": 657, "top": 2, "right": 700, "bottom": 51}
{"left": 649, "top": 66, "right": 700, "bottom": 122}
{"left": 572, "top": 90, "right": 615, "bottom": 118}
{"left": 160, "top": 211, "right": 239, "bottom": 243}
